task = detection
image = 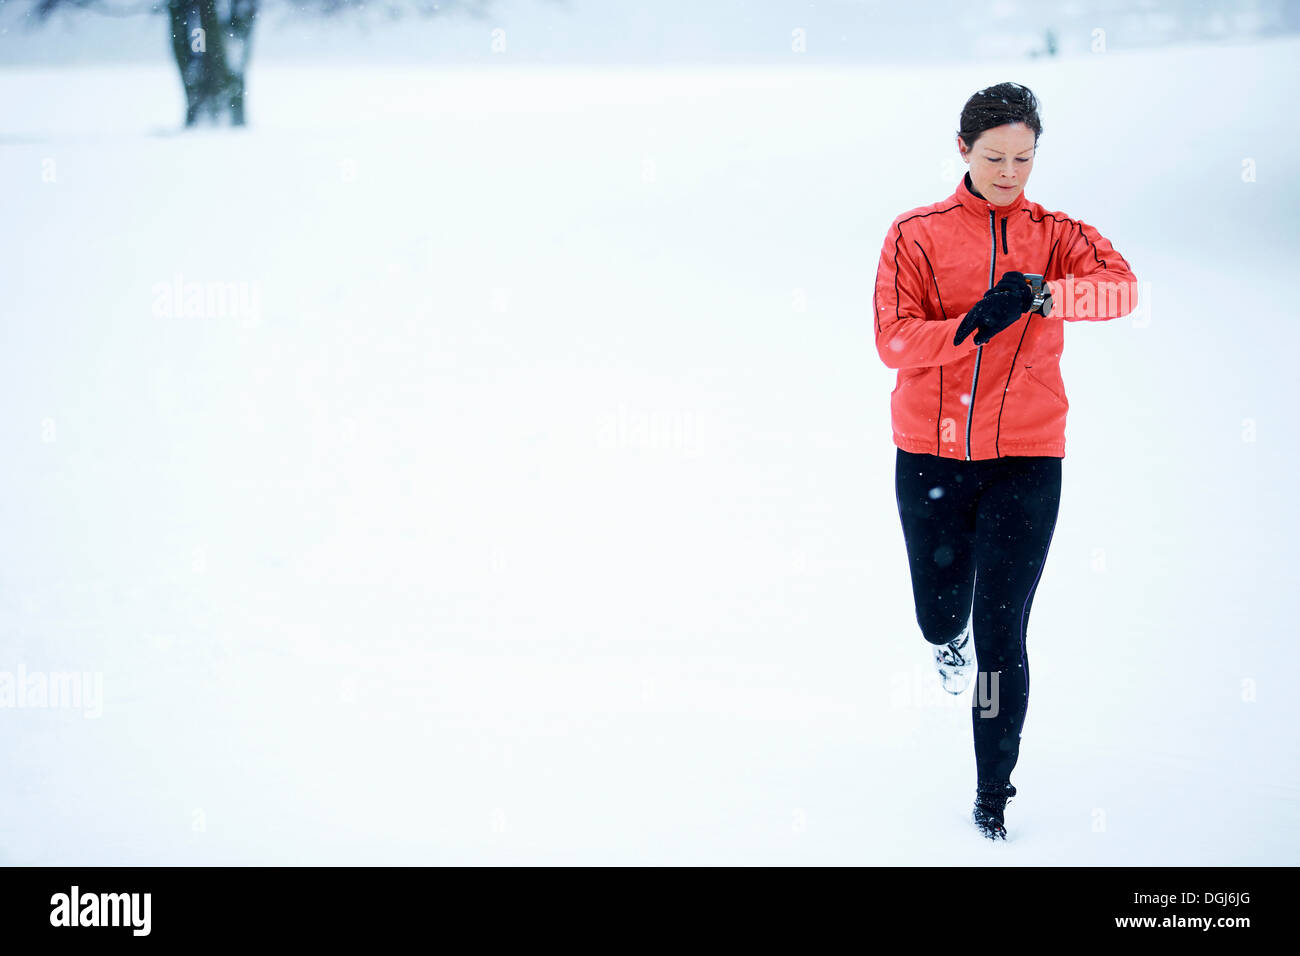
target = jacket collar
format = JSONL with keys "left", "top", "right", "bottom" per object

{"left": 954, "top": 170, "right": 1030, "bottom": 218}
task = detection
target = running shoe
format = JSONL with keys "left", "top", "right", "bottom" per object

{"left": 933, "top": 619, "right": 974, "bottom": 694}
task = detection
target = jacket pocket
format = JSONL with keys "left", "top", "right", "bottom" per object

{"left": 1023, "top": 364, "right": 1068, "bottom": 408}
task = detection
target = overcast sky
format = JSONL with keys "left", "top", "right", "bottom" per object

{"left": 2, "top": 0, "right": 1297, "bottom": 67}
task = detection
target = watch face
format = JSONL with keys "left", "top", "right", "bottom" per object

{"left": 1041, "top": 294, "right": 1053, "bottom": 317}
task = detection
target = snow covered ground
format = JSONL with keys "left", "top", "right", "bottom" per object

{"left": 1, "top": 35, "right": 1298, "bottom": 864}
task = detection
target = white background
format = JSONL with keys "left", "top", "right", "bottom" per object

{"left": 1, "top": 8, "right": 1297, "bottom": 863}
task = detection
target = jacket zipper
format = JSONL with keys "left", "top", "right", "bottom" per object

{"left": 965, "top": 211, "right": 997, "bottom": 460}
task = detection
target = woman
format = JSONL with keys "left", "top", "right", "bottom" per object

{"left": 873, "top": 82, "right": 1138, "bottom": 840}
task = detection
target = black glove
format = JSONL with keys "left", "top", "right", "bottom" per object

{"left": 952, "top": 271, "right": 1035, "bottom": 347}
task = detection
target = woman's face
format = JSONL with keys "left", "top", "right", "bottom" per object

{"left": 958, "top": 122, "right": 1037, "bottom": 205}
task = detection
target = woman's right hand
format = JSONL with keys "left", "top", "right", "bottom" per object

{"left": 952, "top": 272, "right": 1035, "bottom": 346}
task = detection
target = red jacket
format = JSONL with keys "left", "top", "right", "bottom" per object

{"left": 874, "top": 173, "right": 1138, "bottom": 459}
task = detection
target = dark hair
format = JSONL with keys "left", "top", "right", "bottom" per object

{"left": 957, "top": 82, "right": 1042, "bottom": 154}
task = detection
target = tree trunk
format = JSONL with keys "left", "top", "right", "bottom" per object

{"left": 167, "top": 1, "right": 203, "bottom": 125}
{"left": 227, "top": 0, "right": 257, "bottom": 126}
{"left": 168, "top": 0, "right": 258, "bottom": 128}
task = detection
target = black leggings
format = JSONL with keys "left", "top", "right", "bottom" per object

{"left": 894, "top": 447, "right": 1062, "bottom": 787}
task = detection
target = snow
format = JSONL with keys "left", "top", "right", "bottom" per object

{"left": 1, "top": 36, "right": 1298, "bottom": 864}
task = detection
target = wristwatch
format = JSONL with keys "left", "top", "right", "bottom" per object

{"left": 1023, "top": 274, "right": 1053, "bottom": 317}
